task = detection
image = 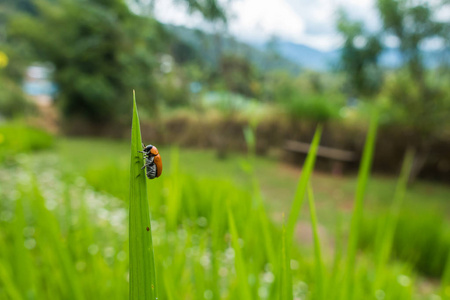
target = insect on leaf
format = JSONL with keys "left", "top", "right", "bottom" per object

{"left": 129, "top": 91, "right": 158, "bottom": 300}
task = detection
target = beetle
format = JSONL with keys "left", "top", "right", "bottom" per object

{"left": 139, "top": 143, "right": 162, "bottom": 179}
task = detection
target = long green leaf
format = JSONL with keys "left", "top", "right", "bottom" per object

{"left": 343, "top": 111, "right": 378, "bottom": 300}
{"left": 279, "top": 221, "right": 293, "bottom": 300}
{"left": 0, "top": 263, "right": 22, "bottom": 300}
{"left": 374, "top": 148, "right": 414, "bottom": 288}
{"left": 441, "top": 250, "right": 450, "bottom": 300}
{"left": 129, "top": 91, "right": 158, "bottom": 300}
{"left": 286, "top": 125, "right": 323, "bottom": 243}
{"left": 307, "top": 184, "right": 324, "bottom": 300}
{"left": 228, "top": 204, "right": 252, "bottom": 300}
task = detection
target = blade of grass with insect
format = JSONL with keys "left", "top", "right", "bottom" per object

{"left": 286, "top": 124, "right": 323, "bottom": 244}
{"left": 342, "top": 110, "right": 378, "bottom": 300}
{"left": 307, "top": 184, "right": 324, "bottom": 300}
{"left": 374, "top": 148, "right": 414, "bottom": 289}
{"left": 129, "top": 91, "right": 158, "bottom": 300}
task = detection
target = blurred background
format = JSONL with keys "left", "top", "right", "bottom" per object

{"left": 0, "top": 0, "right": 450, "bottom": 299}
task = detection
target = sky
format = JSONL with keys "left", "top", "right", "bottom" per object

{"left": 153, "top": 0, "right": 380, "bottom": 51}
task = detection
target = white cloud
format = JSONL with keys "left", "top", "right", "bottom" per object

{"left": 153, "top": 0, "right": 205, "bottom": 28}
{"left": 227, "top": 0, "right": 305, "bottom": 44}
{"left": 153, "top": 0, "right": 382, "bottom": 51}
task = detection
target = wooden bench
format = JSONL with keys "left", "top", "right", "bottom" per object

{"left": 284, "top": 140, "right": 357, "bottom": 175}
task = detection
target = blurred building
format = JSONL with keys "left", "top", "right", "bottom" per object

{"left": 23, "top": 64, "right": 57, "bottom": 106}
{"left": 23, "top": 64, "right": 59, "bottom": 133}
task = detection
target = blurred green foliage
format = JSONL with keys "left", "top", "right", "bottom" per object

{"left": 0, "top": 0, "right": 232, "bottom": 124}
{"left": 219, "top": 54, "right": 259, "bottom": 98}
{"left": 337, "top": 10, "right": 383, "bottom": 97}
{"left": 1, "top": 135, "right": 450, "bottom": 299}
{"left": 7, "top": 0, "right": 165, "bottom": 122}
{"left": 263, "top": 71, "right": 345, "bottom": 122}
{"left": 378, "top": 70, "right": 450, "bottom": 135}
{"left": 0, "top": 76, "right": 35, "bottom": 118}
{"left": 361, "top": 208, "right": 450, "bottom": 278}
{"left": 0, "top": 123, "right": 53, "bottom": 161}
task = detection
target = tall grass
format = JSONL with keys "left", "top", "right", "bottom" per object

{"left": 307, "top": 184, "right": 324, "bottom": 300}
{"left": 374, "top": 149, "right": 414, "bottom": 288}
{"left": 0, "top": 123, "right": 53, "bottom": 162}
{"left": 286, "top": 124, "right": 322, "bottom": 242}
{"left": 0, "top": 107, "right": 449, "bottom": 299}
{"left": 341, "top": 110, "right": 378, "bottom": 300}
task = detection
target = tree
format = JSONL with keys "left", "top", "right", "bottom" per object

{"left": 375, "top": 0, "right": 449, "bottom": 137}
{"left": 8, "top": 0, "right": 165, "bottom": 123}
{"left": 219, "top": 54, "right": 257, "bottom": 97}
{"left": 375, "top": 0, "right": 450, "bottom": 181}
{"left": 5, "top": 0, "right": 231, "bottom": 124}
{"left": 337, "top": 10, "right": 383, "bottom": 97}
{"left": 337, "top": 0, "right": 450, "bottom": 181}
{"left": 377, "top": 0, "right": 446, "bottom": 84}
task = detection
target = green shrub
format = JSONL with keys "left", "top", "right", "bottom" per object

{"left": 0, "top": 77, "right": 35, "bottom": 118}
{"left": 0, "top": 123, "right": 53, "bottom": 161}
{"left": 283, "top": 93, "right": 345, "bottom": 122}
{"left": 265, "top": 71, "right": 345, "bottom": 122}
{"left": 378, "top": 70, "right": 450, "bottom": 135}
{"left": 361, "top": 208, "right": 450, "bottom": 277}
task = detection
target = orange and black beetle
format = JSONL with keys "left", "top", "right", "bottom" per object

{"left": 140, "top": 144, "right": 162, "bottom": 179}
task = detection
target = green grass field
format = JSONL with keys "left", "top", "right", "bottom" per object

{"left": 1, "top": 126, "right": 450, "bottom": 299}
{"left": 56, "top": 137, "right": 450, "bottom": 226}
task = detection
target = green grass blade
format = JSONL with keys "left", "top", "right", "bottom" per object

{"left": 374, "top": 148, "right": 414, "bottom": 288}
{"left": 29, "top": 176, "right": 84, "bottom": 300}
{"left": 326, "top": 213, "right": 344, "bottom": 300}
{"left": 279, "top": 221, "right": 293, "bottom": 300}
{"left": 0, "top": 263, "right": 22, "bottom": 300}
{"left": 227, "top": 204, "right": 252, "bottom": 300}
{"left": 286, "top": 124, "right": 323, "bottom": 243}
{"left": 343, "top": 110, "right": 378, "bottom": 300}
{"left": 307, "top": 184, "right": 324, "bottom": 300}
{"left": 11, "top": 195, "right": 34, "bottom": 298}
{"left": 442, "top": 250, "right": 450, "bottom": 300}
{"left": 129, "top": 91, "right": 158, "bottom": 300}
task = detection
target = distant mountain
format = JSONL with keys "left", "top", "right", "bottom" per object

{"left": 252, "top": 41, "right": 339, "bottom": 71}
{"left": 254, "top": 40, "right": 449, "bottom": 71}
{"left": 165, "top": 25, "right": 302, "bottom": 74}
{"left": 165, "top": 25, "right": 449, "bottom": 72}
